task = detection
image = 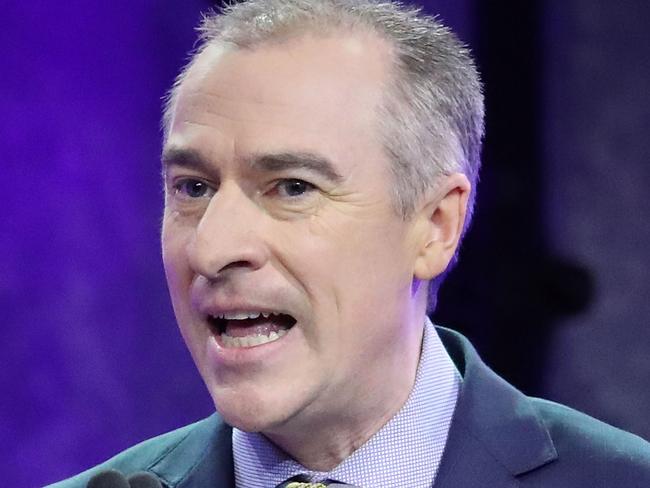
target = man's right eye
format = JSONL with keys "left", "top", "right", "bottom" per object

{"left": 173, "top": 179, "right": 214, "bottom": 199}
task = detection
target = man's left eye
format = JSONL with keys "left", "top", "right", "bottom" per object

{"left": 274, "top": 179, "right": 315, "bottom": 198}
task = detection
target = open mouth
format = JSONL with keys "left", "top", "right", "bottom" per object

{"left": 208, "top": 311, "right": 297, "bottom": 348}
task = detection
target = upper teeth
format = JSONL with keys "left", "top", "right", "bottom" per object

{"left": 213, "top": 311, "right": 281, "bottom": 320}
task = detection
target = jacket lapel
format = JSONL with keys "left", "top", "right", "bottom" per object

{"left": 434, "top": 328, "right": 558, "bottom": 487}
{"left": 150, "top": 414, "right": 235, "bottom": 488}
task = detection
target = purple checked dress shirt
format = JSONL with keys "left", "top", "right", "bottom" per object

{"left": 233, "top": 318, "right": 461, "bottom": 487}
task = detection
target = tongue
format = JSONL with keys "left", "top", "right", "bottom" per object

{"left": 224, "top": 317, "right": 290, "bottom": 338}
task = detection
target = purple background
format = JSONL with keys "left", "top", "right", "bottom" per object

{"left": 2, "top": 1, "right": 648, "bottom": 487}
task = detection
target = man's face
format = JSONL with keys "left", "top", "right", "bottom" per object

{"left": 162, "top": 34, "right": 426, "bottom": 436}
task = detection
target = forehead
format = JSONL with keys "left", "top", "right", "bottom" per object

{"left": 169, "top": 32, "right": 393, "bottom": 146}
{"left": 189, "top": 31, "right": 390, "bottom": 98}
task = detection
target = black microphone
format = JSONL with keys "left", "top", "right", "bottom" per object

{"left": 127, "top": 472, "right": 163, "bottom": 488}
{"left": 86, "top": 470, "right": 130, "bottom": 488}
{"left": 86, "top": 469, "right": 163, "bottom": 488}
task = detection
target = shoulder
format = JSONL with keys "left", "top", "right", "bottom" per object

{"left": 436, "top": 325, "right": 650, "bottom": 486}
{"left": 532, "top": 397, "right": 650, "bottom": 461}
{"left": 46, "top": 416, "right": 218, "bottom": 488}
{"left": 526, "top": 397, "right": 650, "bottom": 485}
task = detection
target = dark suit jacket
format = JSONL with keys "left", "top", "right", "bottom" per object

{"left": 48, "top": 327, "right": 650, "bottom": 487}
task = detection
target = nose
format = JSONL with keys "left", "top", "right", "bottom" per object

{"left": 187, "top": 183, "right": 269, "bottom": 280}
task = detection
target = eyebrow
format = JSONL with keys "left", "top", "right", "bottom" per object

{"left": 162, "top": 146, "right": 344, "bottom": 184}
{"left": 161, "top": 147, "right": 212, "bottom": 175}
{"left": 247, "top": 152, "right": 344, "bottom": 183}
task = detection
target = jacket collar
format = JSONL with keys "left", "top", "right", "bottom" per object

{"left": 434, "top": 327, "right": 558, "bottom": 487}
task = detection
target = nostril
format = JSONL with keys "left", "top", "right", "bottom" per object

{"left": 188, "top": 231, "right": 270, "bottom": 279}
{"left": 218, "top": 260, "right": 254, "bottom": 273}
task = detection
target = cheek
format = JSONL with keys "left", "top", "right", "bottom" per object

{"left": 161, "top": 232, "right": 206, "bottom": 363}
{"left": 161, "top": 217, "right": 195, "bottom": 314}
{"left": 281, "top": 213, "right": 412, "bottom": 299}
{"left": 162, "top": 214, "right": 190, "bottom": 273}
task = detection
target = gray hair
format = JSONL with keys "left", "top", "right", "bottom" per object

{"left": 162, "top": 0, "right": 484, "bottom": 304}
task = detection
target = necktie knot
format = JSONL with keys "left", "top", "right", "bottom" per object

{"left": 276, "top": 475, "right": 357, "bottom": 487}
{"left": 284, "top": 483, "right": 328, "bottom": 488}
{"left": 276, "top": 476, "right": 329, "bottom": 488}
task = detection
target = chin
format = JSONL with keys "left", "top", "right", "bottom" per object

{"left": 209, "top": 384, "right": 298, "bottom": 433}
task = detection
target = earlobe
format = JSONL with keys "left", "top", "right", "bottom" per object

{"left": 413, "top": 173, "right": 471, "bottom": 280}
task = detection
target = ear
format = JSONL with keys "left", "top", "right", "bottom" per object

{"left": 413, "top": 173, "right": 471, "bottom": 281}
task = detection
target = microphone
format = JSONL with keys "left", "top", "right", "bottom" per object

{"left": 86, "top": 470, "right": 129, "bottom": 488}
{"left": 86, "top": 470, "right": 163, "bottom": 488}
{"left": 127, "top": 472, "right": 164, "bottom": 488}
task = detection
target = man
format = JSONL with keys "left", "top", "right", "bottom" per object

{"left": 50, "top": 1, "right": 650, "bottom": 487}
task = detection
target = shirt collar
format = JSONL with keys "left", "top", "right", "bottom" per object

{"left": 233, "top": 318, "right": 460, "bottom": 488}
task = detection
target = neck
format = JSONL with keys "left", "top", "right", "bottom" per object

{"left": 263, "top": 324, "right": 424, "bottom": 471}
{"left": 265, "top": 395, "right": 410, "bottom": 470}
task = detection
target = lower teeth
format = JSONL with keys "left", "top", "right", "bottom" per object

{"left": 221, "top": 329, "right": 288, "bottom": 348}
